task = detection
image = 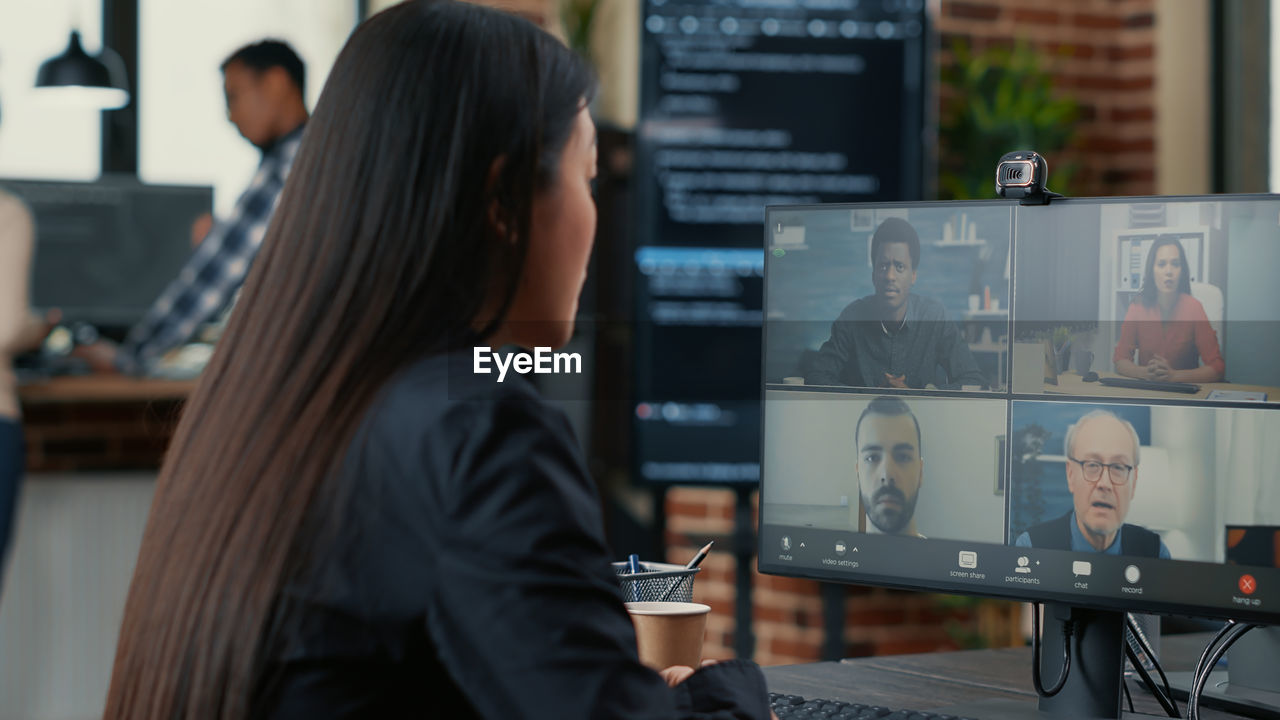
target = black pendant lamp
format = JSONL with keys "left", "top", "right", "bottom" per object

{"left": 35, "top": 30, "right": 130, "bottom": 110}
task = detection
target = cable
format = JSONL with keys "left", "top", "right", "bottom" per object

{"left": 1191, "top": 621, "right": 1237, "bottom": 696}
{"left": 1125, "top": 642, "right": 1180, "bottom": 717}
{"left": 1189, "top": 622, "right": 1259, "bottom": 720}
{"left": 1126, "top": 615, "right": 1172, "bottom": 698}
{"left": 1190, "top": 622, "right": 1258, "bottom": 720}
{"left": 1125, "top": 614, "right": 1178, "bottom": 717}
{"left": 1031, "top": 603, "right": 1072, "bottom": 697}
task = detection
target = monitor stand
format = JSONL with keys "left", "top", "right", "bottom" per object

{"left": 1166, "top": 626, "right": 1280, "bottom": 720}
{"left": 938, "top": 605, "right": 1145, "bottom": 719}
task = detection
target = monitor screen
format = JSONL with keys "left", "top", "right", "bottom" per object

{"left": 2, "top": 175, "right": 213, "bottom": 332}
{"left": 759, "top": 196, "right": 1280, "bottom": 627}
{"left": 632, "top": 0, "right": 928, "bottom": 484}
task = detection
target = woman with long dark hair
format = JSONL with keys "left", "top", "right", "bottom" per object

{"left": 102, "top": 3, "right": 770, "bottom": 718}
{"left": 1113, "top": 236, "right": 1224, "bottom": 383}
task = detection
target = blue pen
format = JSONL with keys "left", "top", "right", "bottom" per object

{"left": 627, "top": 553, "right": 641, "bottom": 574}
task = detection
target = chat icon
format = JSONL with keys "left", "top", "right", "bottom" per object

{"left": 1072, "top": 560, "right": 1093, "bottom": 577}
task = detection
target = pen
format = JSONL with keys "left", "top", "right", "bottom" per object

{"left": 685, "top": 541, "right": 714, "bottom": 570}
{"left": 628, "top": 553, "right": 641, "bottom": 574}
{"left": 657, "top": 541, "right": 715, "bottom": 602}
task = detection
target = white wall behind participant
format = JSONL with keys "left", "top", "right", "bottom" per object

{"left": 1145, "top": 406, "right": 1216, "bottom": 562}
{"left": 1214, "top": 408, "right": 1280, "bottom": 561}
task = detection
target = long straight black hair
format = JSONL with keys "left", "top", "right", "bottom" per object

{"left": 1139, "top": 236, "right": 1193, "bottom": 307}
{"left": 104, "top": 3, "right": 594, "bottom": 717}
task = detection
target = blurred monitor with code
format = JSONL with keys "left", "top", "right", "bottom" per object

{"left": 632, "top": 0, "right": 928, "bottom": 484}
{"left": 3, "top": 175, "right": 213, "bottom": 337}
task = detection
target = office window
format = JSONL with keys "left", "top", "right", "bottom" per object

{"left": 0, "top": 1, "right": 104, "bottom": 180}
{"left": 138, "top": 0, "right": 357, "bottom": 214}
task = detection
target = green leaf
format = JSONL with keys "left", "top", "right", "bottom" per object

{"left": 938, "top": 39, "right": 1082, "bottom": 199}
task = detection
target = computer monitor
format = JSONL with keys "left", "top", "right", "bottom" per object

{"left": 631, "top": 0, "right": 928, "bottom": 484}
{"left": 758, "top": 196, "right": 1280, "bottom": 718}
{"left": 1, "top": 175, "right": 213, "bottom": 334}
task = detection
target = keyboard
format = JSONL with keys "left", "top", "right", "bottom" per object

{"left": 1097, "top": 377, "right": 1200, "bottom": 394}
{"left": 769, "top": 693, "right": 977, "bottom": 720}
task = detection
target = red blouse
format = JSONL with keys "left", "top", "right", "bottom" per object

{"left": 1112, "top": 293, "right": 1225, "bottom": 375}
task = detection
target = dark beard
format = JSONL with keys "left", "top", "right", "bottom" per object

{"left": 862, "top": 485, "right": 918, "bottom": 534}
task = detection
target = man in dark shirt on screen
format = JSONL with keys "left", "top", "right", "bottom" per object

{"left": 806, "top": 217, "right": 984, "bottom": 389}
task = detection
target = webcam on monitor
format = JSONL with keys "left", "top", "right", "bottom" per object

{"left": 995, "top": 150, "right": 1062, "bottom": 205}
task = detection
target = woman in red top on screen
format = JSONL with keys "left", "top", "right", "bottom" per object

{"left": 1113, "top": 237, "right": 1225, "bottom": 383}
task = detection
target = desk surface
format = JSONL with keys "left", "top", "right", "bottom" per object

{"left": 764, "top": 634, "right": 1245, "bottom": 718}
{"left": 1044, "top": 371, "right": 1278, "bottom": 401}
{"left": 17, "top": 374, "right": 197, "bottom": 404}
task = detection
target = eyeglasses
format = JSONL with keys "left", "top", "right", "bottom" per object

{"left": 1067, "top": 457, "right": 1133, "bottom": 485}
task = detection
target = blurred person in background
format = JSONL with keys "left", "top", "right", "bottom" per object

{"left": 0, "top": 98, "right": 60, "bottom": 586}
{"left": 77, "top": 40, "right": 309, "bottom": 375}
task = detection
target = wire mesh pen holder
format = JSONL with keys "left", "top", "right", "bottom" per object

{"left": 612, "top": 561, "right": 700, "bottom": 603}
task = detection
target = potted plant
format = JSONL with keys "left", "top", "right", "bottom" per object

{"left": 560, "top": 0, "right": 601, "bottom": 64}
{"left": 938, "top": 40, "right": 1081, "bottom": 200}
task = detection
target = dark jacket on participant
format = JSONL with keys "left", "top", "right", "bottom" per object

{"left": 1025, "top": 511, "right": 1162, "bottom": 558}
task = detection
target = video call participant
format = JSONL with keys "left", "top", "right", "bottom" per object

{"left": 1113, "top": 236, "right": 1224, "bottom": 384}
{"left": 1015, "top": 410, "right": 1171, "bottom": 558}
{"left": 76, "top": 40, "right": 310, "bottom": 376}
{"left": 101, "top": 4, "right": 771, "bottom": 718}
{"left": 855, "top": 396, "right": 926, "bottom": 538}
{"left": 807, "top": 217, "right": 984, "bottom": 389}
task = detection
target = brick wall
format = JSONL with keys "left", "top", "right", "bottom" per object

{"left": 666, "top": 487, "right": 1022, "bottom": 667}
{"left": 22, "top": 401, "right": 181, "bottom": 472}
{"left": 937, "top": 0, "right": 1158, "bottom": 197}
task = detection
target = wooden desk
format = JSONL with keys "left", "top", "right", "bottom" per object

{"left": 17, "top": 374, "right": 197, "bottom": 404}
{"left": 1043, "top": 372, "right": 1277, "bottom": 402}
{"left": 765, "top": 634, "right": 1246, "bottom": 718}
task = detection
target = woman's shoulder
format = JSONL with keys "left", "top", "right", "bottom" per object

{"left": 364, "top": 350, "right": 547, "bottom": 436}
{"left": 355, "top": 350, "right": 569, "bottom": 469}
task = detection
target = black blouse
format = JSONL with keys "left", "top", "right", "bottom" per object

{"left": 254, "top": 352, "right": 770, "bottom": 719}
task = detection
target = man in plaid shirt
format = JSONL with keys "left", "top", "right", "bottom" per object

{"left": 78, "top": 40, "right": 309, "bottom": 375}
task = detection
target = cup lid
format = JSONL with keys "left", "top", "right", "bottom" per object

{"left": 625, "top": 601, "right": 711, "bottom": 615}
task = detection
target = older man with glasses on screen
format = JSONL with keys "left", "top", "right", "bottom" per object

{"left": 1015, "top": 410, "right": 1171, "bottom": 559}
